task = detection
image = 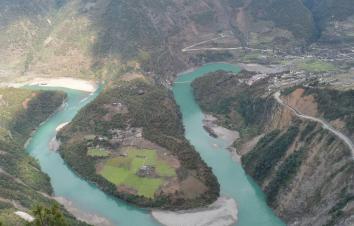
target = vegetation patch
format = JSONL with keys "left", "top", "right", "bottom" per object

{"left": 0, "top": 88, "right": 83, "bottom": 225}
{"left": 191, "top": 10, "right": 216, "bottom": 26}
{"left": 265, "top": 147, "right": 306, "bottom": 204}
{"left": 242, "top": 126, "right": 300, "bottom": 183}
{"left": 87, "top": 148, "right": 110, "bottom": 158}
{"left": 98, "top": 147, "right": 176, "bottom": 198}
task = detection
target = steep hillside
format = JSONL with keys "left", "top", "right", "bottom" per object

{"left": 0, "top": 88, "right": 86, "bottom": 225}
{"left": 0, "top": 0, "right": 60, "bottom": 76}
{"left": 302, "top": 88, "right": 354, "bottom": 136}
{"left": 303, "top": 0, "right": 354, "bottom": 27}
{"left": 248, "top": 0, "right": 318, "bottom": 42}
{"left": 192, "top": 71, "right": 354, "bottom": 226}
{"left": 58, "top": 79, "right": 220, "bottom": 210}
{"left": 0, "top": 0, "right": 238, "bottom": 80}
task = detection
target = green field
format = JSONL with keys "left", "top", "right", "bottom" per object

{"left": 295, "top": 59, "right": 337, "bottom": 73}
{"left": 99, "top": 148, "right": 176, "bottom": 198}
{"left": 87, "top": 148, "right": 110, "bottom": 157}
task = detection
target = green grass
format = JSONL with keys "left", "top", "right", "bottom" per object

{"left": 87, "top": 148, "right": 110, "bottom": 157}
{"left": 99, "top": 148, "right": 176, "bottom": 198}
{"left": 295, "top": 59, "right": 337, "bottom": 73}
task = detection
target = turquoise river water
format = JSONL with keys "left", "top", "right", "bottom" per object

{"left": 26, "top": 63, "right": 284, "bottom": 226}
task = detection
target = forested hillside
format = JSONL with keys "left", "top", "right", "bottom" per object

{"left": 0, "top": 88, "right": 86, "bottom": 225}
{"left": 58, "top": 79, "right": 220, "bottom": 210}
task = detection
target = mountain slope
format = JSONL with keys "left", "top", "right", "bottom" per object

{"left": 304, "top": 0, "right": 354, "bottom": 27}
{"left": 1, "top": 0, "right": 353, "bottom": 81}
{"left": 0, "top": 88, "right": 86, "bottom": 225}
{"left": 192, "top": 71, "right": 354, "bottom": 226}
{"left": 248, "top": 0, "right": 319, "bottom": 42}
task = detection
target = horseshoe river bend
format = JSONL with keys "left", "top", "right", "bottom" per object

{"left": 25, "top": 63, "right": 284, "bottom": 226}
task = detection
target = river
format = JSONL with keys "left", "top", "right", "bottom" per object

{"left": 26, "top": 63, "right": 284, "bottom": 226}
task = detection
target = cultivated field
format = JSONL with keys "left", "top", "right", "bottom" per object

{"left": 98, "top": 147, "right": 176, "bottom": 198}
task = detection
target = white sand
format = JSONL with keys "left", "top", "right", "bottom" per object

{"left": 14, "top": 211, "right": 35, "bottom": 222}
{"left": 1, "top": 77, "right": 97, "bottom": 92}
{"left": 152, "top": 197, "right": 238, "bottom": 226}
{"left": 56, "top": 122, "right": 69, "bottom": 132}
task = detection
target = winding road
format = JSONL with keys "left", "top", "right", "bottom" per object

{"left": 181, "top": 34, "right": 273, "bottom": 53}
{"left": 274, "top": 92, "right": 354, "bottom": 158}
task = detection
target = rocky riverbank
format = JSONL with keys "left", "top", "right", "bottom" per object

{"left": 203, "top": 114, "right": 239, "bottom": 147}
{"left": 151, "top": 197, "right": 238, "bottom": 226}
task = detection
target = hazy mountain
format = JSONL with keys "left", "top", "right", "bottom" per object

{"left": 0, "top": 0, "right": 353, "bottom": 81}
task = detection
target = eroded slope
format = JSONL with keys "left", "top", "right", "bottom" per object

{"left": 192, "top": 70, "right": 354, "bottom": 226}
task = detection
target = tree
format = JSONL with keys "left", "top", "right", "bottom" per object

{"left": 27, "top": 204, "right": 67, "bottom": 226}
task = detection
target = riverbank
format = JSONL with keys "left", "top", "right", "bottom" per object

{"left": 0, "top": 77, "right": 97, "bottom": 92}
{"left": 151, "top": 197, "right": 238, "bottom": 226}
{"left": 56, "top": 122, "right": 69, "bottom": 132}
{"left": 54, "top": 197, "right": 114, "bottom": 226}
{"left": 203, "top": 114, "right": 239, "bottom": 147}
{"left": 176, "top": 63, "right": 284, "bottom": 226}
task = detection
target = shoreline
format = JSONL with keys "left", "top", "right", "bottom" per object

{"left": 151, "top": 197, "right": 238, "bottom": 226}
{"left": 54, "top": 197, "right": 114, "bottom": 226}
{"left": 203, "top": 114, "right": 239, "bottom": 147}
{"left": 56, "top": 122, "right": 69, "bottom": 132}
{"left": 0, "top": 77, "right": 98, "bottom": 92}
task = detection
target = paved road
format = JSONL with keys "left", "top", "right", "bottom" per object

{"left": 274, "top": 92, "right": 354, "bottom": 158}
